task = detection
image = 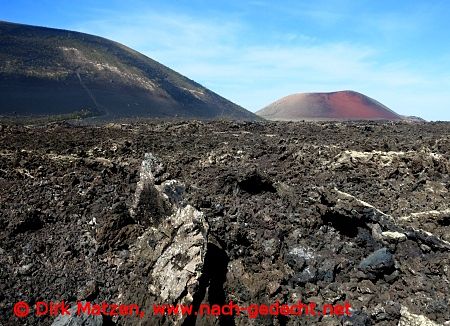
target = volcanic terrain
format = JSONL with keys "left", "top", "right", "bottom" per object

{"left": 1, "top": 119, "right": 449, "bottom": 325}
{"left": 257, "top": 91, "right": 403, "bottom": 121}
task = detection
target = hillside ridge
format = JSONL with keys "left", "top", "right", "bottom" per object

{"left": 0, "top": 21, "right": 259, "bottom": 120}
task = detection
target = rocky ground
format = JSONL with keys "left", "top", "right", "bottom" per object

{"left": 0, "top": 120, "right": 449, "bottom": 326}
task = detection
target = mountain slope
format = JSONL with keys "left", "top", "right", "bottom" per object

{"left": 256, "top": 91, "right": 403, "bottom": 121}
{"left": 0, "top": 21, "right": 259, "bottom": 120}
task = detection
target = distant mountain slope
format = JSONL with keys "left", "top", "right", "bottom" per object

{"left": 256, "top": 91, "right": 404, "bottom": 121}
{"left": 0, "top": 21, "right": 259, "bottom": 120}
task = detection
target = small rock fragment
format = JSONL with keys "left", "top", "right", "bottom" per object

{"left": 293, "top": 266, "right": 317, "bottom": 284}
{"left": 77, "top": 280, "right": 98, "bottom": 301}
{"left": 359, "top": 248, "right": 395, "bottom": 280}
{"left": 381, "top": 231, "right": 407, "bottom": 242}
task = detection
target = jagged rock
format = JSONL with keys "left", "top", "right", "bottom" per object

{"left": 343, "top": 310, "right": 373, "bottom": 325}
{"left": 148, "top": 205, "right": 208, "bottom": 303}
{"left": 120, "top": 153, "right": 209, "bottom": 325}
{"left": 157, "top": 179, "right": 185, "bottom": 206}
{"left": 317, "top": 260, "right": 337, "bottom": 283}
{"left": 357, "top": 280, "right": 376, "bottom": 294}
{"left": 323, "top": 188, "right": 450, "bottom": 251}
{"left": 293, "top": 266, "right": 318, "bottom": 285}
{"left": 129, "top": 153, "right": 171, "bottom": 226}
{"left": 371, "top": 301, "right": 401, "bottom": 322}
{"left": 359, "top": 248, "right": 395, "bottom": 280}
{"left": 76, "top": 280, "right": 99, "bottom": 301}
{"left": 18, "top": 263, "right": 34, "bottom": 276}
{"left": 51, "top": 302, "right": 103, "bottom": 326}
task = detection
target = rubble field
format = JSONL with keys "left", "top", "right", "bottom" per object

{"left": 0, "top": 120, "right": 449, "bottom": 326}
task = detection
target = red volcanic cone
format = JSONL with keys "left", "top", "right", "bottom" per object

{"left": 256, "top": 91, "right": 403, "bottom": 121}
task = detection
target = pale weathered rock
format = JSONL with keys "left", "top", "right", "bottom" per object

{"left": 149, "top": 205, "right": 208, "bottom": 303}
{"left": 398, "top": 306, "right": 440, "bottom": 326}
{"left": 51, "top": 303, "right": 103, "bottom": 326}
{"left": 382, "top": 231, "right": 407, "bottom": 242}
{"left": 122, "top": 153, "right": 209, "bottom": 325}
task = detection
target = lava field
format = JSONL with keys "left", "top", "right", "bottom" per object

{"left": 0, "top": 120, "right": 449, "bottom": 326}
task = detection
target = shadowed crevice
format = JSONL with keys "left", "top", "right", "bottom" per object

{"left": 182, "top": 243, "right": 235, "bottom": 326}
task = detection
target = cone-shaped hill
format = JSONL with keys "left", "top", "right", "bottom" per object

{"left": 0, "top": 21, "right": 259, "bottom": 120}
{"left": 256, "top": 91, "right": 403, "bottom": 121}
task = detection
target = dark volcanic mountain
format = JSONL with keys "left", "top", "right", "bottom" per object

{"left": 0, "top": 21, "right": 259, "bottom": 120}
{"left": 256, "top": 91, "right": 403, "bottom": 121}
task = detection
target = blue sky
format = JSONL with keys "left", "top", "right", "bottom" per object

{"left": 2, "top": 0, "right": 450, "bottom": 120}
